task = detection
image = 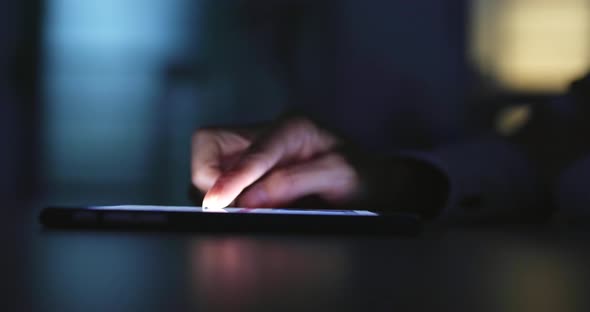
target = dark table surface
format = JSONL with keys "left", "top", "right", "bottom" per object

{"left": 6, "top": 202, "right": 590, "bottom": 312}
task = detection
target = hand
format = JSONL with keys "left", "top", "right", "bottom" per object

{"left": 191, "top": 117, "right": 362, "bottom": 209}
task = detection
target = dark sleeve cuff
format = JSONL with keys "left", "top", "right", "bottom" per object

{"left": 340, "top": 147, "right": 450, "bottom": 220}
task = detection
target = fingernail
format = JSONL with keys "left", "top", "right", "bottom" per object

{"left": 203, "top": 193, "right": 221, "bottom": 210}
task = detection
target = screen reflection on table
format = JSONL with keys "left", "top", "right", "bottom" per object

{"left": 189, "top": 238, "right": 352, "bottom": 310}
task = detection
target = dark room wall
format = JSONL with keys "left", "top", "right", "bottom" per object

{"left": 0, "top": 0, "right": 41, "bottom": 204}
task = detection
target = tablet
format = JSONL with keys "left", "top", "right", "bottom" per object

{"left": 39, "top": 205, "right": 421, "bottom": 235}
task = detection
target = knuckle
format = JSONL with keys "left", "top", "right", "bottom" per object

{"left": 265, "top": 170, "right": 294, "bottom": 198}
{"left": 281, "top": 117, "right": 337, "bottom": 151}
{"left": 241, "top": 152, "right": 272, "bottom": 171}
{"left": 323, "top": 153, "right": 359, "bottom": 197}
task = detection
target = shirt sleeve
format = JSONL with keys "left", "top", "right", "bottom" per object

{"left": 425, "top": 73, "right": 590, "bottom": 223}
{"left": 343, "top": 135, "right": 546, "bottom": 223}
{"left": 552, "top": 74, "right": 590, "bottom": 219}
{"left": 421, "top": 136, "right": 548, "bottom": 223}
{"left": 555, "top": 156, "right": 590, "bottom": 219}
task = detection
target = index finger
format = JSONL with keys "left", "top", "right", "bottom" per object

{"left": 202, "top": 136, "right": 283, "bottom": 210}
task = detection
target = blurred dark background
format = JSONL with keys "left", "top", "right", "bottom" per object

{"left": 2, "top": 0, "right": 590, "bottom": 211}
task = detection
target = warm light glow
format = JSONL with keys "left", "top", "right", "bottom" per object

{"left": 472, "top": 0, "right": 590, "bottom": 92}
{"left": 495, "top": 105, "right": 532, "bottom": 136}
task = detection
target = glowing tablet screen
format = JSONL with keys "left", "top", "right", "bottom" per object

{"left": 90, "top": 205, "right": 378, "bottom": 216}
